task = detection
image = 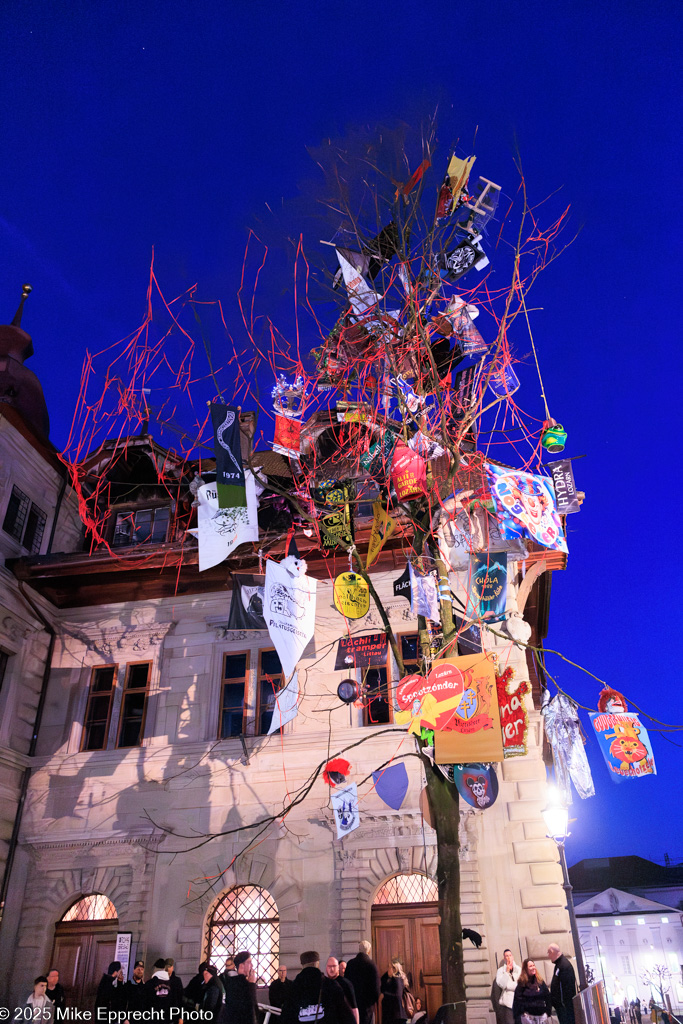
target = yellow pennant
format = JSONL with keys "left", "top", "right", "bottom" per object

{"left": 367, "top": 500, "right": 396, "bottom": 567}
{"left": 447, "top": 153, "right": 476, "bottom": 206}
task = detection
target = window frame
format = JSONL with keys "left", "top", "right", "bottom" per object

{"left": 2, "top": 483, "right": 48, "bottom": 553}
{"left": 255, "top": 648, "right": 284, "bottom": 737}
{"left": 361, "top": 631, "right": 421, "bottom": 728}
{"left": 218, "top": 650, "right": 250, "bottom": 739}
{"left": 116, "top": 661, "right": 152, "bottom": 749}
{"left": 81, "top": 664, "right": 118, "bottom": 752}
{"left": 110, "top": 503, "right": 173, "bottom": 548}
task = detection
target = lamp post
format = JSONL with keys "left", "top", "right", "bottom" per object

{"left": 542, "top": 794, "right": 588, "bottom": 991}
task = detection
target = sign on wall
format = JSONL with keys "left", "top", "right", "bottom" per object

{"left": 115, "top": 932, "right": 132, "bottom": 982}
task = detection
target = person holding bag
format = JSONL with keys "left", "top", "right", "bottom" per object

{"left": 512, "top": 959, "right": 552, "bottom": 1024}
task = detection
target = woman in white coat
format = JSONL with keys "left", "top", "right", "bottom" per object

{"left": 494, "top": 950, "right": 522, "bottom": 1024}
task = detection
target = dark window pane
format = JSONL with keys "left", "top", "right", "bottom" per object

{"left": 221, "top": 682, "right": 245, "bottom": 738}
{"left": 118, "top": 692, "right": 147, "bottom": 747}
{"left": 132, "top": 509, "right": 153, "bottom": 544}
{"left": 92, "top": 667, "right": 115, "bottom": 692}
{"left": 23, "top": 504, "right": 47, "bottom": 554}
{"left": 127, "top": 663, "right": 150, "bottom": 689}
{"left": 401, "top": 634, "right": 419, "bottom": 664}
{"left": 0, "top": 650, "right": 8, "bottom": 696}
{"left": 224, "top": 654, "right": 247, "bottom": 679}
{"left": 83, "top": 721, "right": 108, "bottom": 751}
{"left": 113, "top": 513, "right": 134, "bottom": 547}
{"left": 3, "top": 486, "right": 30, "bottom": 541}
{"left": 258, "top": 678, "right": 279, "bottom": 736}
{"left": 151, "top": 506, "right": 170, "bottom": 543}
{"left": 113, "top": 507, "right": 170, "bottom": 547}
{"left": 364, "top": 668, "right": 390, "bottom": 725}
{"left": 260, "top": 650, "right": 282, "bottom": 676}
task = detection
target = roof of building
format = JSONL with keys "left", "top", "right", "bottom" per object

{"left": 569, "top": 855, "right": 683, "bottom": 892}
{"left": 574, "top": 886, "right": 678, "bottom": 916}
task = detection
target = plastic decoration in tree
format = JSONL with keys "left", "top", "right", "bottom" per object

{"left": 541, "top": 418, "right": 567, "bottom": 453}
{"left": 323, "top": 758, "right": 351, "bottom": 786}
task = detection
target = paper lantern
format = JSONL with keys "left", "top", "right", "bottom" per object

{"left": 541, "top": 418, "right": 567, "bottom": 453}
{"left": 333, "top": 572, "right": 370, "bottom": 619}
{"left": 391, "top": 444, "right": 427, "bottom": 502}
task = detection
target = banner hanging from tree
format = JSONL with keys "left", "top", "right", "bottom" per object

{"left": 334, "top": 633, "right": 388, "bottom": 670}
{"left": 465, "top": 551, "right": 508, "bottom": 622}
{"left": 264, "top": 556, "right": 316, "bottom": 679}
{"left": 227, "top": 573, "right": 267, "bottom": 630}
{"left": 546, "top": 459, "right": 581, "bottom": 515}
{"left": 485, "top": 463, "right": 568, "bottom": 553}
{"left": 210, "top": 403, "right": 246, "bottom": 509}
{"left": 331, "top": 782, "right": 360, "bottom": 839}
{"left": 589, "top": 711, "right": 656, "bottom": 780}
{"left": 193, "top": 470, "right": 259, "bottom": 572}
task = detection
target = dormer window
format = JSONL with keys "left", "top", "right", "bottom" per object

{"left": 2, "top": 484, "right": 47, "bottom": 553}
{"left": 112, "top": 505, "right": 171, "bottom": 547}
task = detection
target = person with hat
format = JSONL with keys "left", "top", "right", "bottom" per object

{"left": 124, "top": 961, "right": 146, "bottom": 1017}
{"left": 281, "top": 952, "right": 356, "bottom": 1024}
{"left": 218, "top": 951, "right": 258, "bottom": 1024}
{"left": 165, "top": 958, "right": 184, "bottom": 1014}
{"left": 95, "top": 961, "right": 124, "bottom": 1012}
{"left": 144, "top": 959, "right": 174, "bottom": 1020}
{"left": 201, "top": 965, "right": 224, "bottom": 1017}
{"left": 184, "top": 962, "right": 209, "bottom": 1009}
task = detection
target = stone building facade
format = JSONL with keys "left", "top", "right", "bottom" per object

{"left": 0, "top": 300, "right": 576, "bottom": 1016}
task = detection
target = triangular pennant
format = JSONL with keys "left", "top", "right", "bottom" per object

{"left": 367, "top": 500, "right": 396, "bottom": 567}
{"left": 372, "top": 762, "right": 409, "bottom": 811}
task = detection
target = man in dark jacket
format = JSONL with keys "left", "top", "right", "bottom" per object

{"left": 123, "top": 961, "right": 146, "bottom": 1016}
{"left": 281, "top": 951, "right": 356, "bottom": 1024}
{"left": 185, "top": 962, "right": 209, "bottom": 1008}
{"left": 46, "top": 970, "right": 66, "bottom": 1013}
{"left": 344, "top": 943, "right": 381, "bottom": 1024}
{"left": 165, "top": 959, "right": 184, "bottom": 1014}
{"left": 326, "top": 958, "right": 358, "bottom": 1024}
{"left": 547, "top": 944, "right": 577, "bottom": 1024}
{"left": 144, "top": 960, "right": 174, "bottom": 1021}
{"left": 201, "top": 966, "right": 224, "bottom": 1018}
{"left": 269, "top": 966, "right": 293, "bottom": 1009}
{"left": 219, "top": 951, "right": 258, "bottom": 1024}
{"left": 95, "top": 962, "right": 124, "bottom": 1012}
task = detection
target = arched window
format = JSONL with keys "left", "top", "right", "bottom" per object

{"left": 206, "top": 885, "right": 279, "bottom": 981}
{"left": 61, "top": 895, "right": 118, "bottom": 922}
{"left": 373, "top": 873, "right": 438, "bottom": 906}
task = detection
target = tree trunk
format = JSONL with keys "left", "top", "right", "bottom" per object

{"left": 426, "top": 760, "right": 467, "bottom": 1024}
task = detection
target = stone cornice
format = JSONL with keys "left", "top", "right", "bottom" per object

{"left": 60, "top": 620, "right": 175, "bottom": 657}
{"left": 24, "top": 830, "right": 165, "bottom": 851}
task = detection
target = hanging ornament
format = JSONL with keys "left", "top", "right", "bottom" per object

{"left": 323, "top": 757, "right": 351, "bottom": 786}
{"left": 391, "top": 445, "right": 427, "bottom": 502}
{"left": 333, "top": 571, "right": 370, "bottom": 619}
{"left": 597, "top": 687, "right": 628, "bottom": 713}
{"left": 451, "top": 763, "right": 500, "bottom": 810}
{"left": 541, "top": 418, "right": 567, "bottom": 453}
{"left": 337, "top": 679, "right": 359, "bottom": 705}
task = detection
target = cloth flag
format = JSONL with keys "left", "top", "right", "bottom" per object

{"left": 267, "top": 671, "right": 299, "bottom": 734}
{"left": 264, "top": 557, "right": 316, "bottom": 679}
{"left": 486, "top": 464, "right": 568, "bottom": 554}
{"left": 410, "top": 558, "right": 440, "bottom": 622}
{"left": 194, "top": 470, "right": 258, "bottom": 572}
{"left": 372, "top": 763, "right": 409, "bottom": 811}
{"left": 589, "top": 711, "right": 656, "bottom": 780}
{"left": 466, "top": 551, "right": 508, "bottom": 622}
{"left": 336, "top": 250, "right": 382, "bottom": 315}
{"left": 393, "top": 564, "right": 411, "bottom": 602}
{"left": 227, "top": 573, "right": 267, "bottom": 630}
{"left": 331, "top": 783, "right": 360, "bottom": 839}
{"left": 210, "top": 403, "right": 246, "bottom": 509}
{"left": 547, "top": 459, "right": 581, "bottom": 515}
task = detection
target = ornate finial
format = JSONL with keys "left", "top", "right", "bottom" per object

{"left": 11, "top": 283, "right": 33, "bottom": 327}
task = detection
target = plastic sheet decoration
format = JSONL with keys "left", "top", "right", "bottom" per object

{"left": 541, "top": 690, "right": 595, "bottom": 803}
{"left": 392, "top": 445, "right": 427, "bottom": 502}
{"left": 485, "top": 464, "right": 568, "bottom": 554}
{"left": 409, "top": 557, "right": 440, "bottom": 622}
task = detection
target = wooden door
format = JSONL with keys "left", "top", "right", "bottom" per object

{"left": 372, "top": 902, "right": 442, "bottom": 1021}
{"left": 51, "top": 922, "right": 118, "bottom": 1009}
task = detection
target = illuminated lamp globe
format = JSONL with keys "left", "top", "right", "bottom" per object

{"left": 541, "top": 419, "right": 567, "bottom": 453}
{"left": 542, "top": 799, "right": 569, "bottom": 842}
{"left": 337, "top": 679, "right": 359, "bottom": 704}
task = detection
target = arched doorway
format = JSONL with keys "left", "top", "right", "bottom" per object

{"left": 205, "top": 885, "right": 280, "bottom": 983}
{"left": 51, "top": 895, "right": 119, "bottom": 1009}
{"left": 371, "top": 873, "right": 442, "bottom": 1021}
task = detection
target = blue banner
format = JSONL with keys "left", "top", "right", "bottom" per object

{"left": 589, "top": 711, "right": 656, "bottom": 780}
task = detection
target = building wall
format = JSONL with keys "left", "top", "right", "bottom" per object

{"left": 1, "top": 569, "right": 574, "bottom": 1011}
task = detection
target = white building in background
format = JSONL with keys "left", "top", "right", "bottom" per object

{"left": 575, "top": 888, "right": 683, "bottom": 1009}
{"left": 0, "top": 295, "right": 577, "bottom": 1020}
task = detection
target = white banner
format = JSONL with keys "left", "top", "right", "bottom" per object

{"left": 331, "top": 782, "right": 360, "bottom": 840}
{"left": 194, "top": 470, "right": 259, "bottom": 572}
{"left": 264, "top": 557, "right": 317, "bottom": 679}
{"left": 409, "top": 561, "right": 440, "bottom": 622}
{"left": 267, "top": 671, "right": 299, "bottom": 734}
{"left": 336, "top": 249, "right": 382, "bottom": 315}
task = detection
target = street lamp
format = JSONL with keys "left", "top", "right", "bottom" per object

{"left": 542, "top": 790, "right": 588, "bottom": 991}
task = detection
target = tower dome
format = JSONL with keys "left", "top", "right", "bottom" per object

{"left": 0, "top": 285, "right": 50, "bottom": 438}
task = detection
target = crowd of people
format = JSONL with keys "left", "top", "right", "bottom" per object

{"left": 491, "top": 944, "right": 578, "bottom": 1024}
{"left": 24, "top": 941, "right": 429, "bottom": 1024}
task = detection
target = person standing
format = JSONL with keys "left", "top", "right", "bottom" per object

{"left": 494, "top": 950, "right": 522, "bottom": 1024}
{"left": 339, "top": 963, "right": 348, "bottom": 978}
{"left": 512, "top": 959, "right": 552, "bottom": 1024}
{"left": 143, "top": 959, "right": 174, "bottom": 1021}
{"left": 185, "top": 962, "right": 209, "bottom": 1009}
{"left": 45, "top": 969, "right": 66, "bottom": 1013}
{"left": 201, "top": 966, "right": 224, "bottom": 1017}
{"left": 327, "top": 957, "right": 359, "bottom": 1024}
{"left": 124, "top": 961, "right": 146, "bottom": 1017}
{"left": 281, "top": 951, "right": 355, "bottom": 1024}
{"left": 219, "top": 950, "right": 258, "bottom": 1024}
{"left": 26, "top": 977, "right": 54, "bottom": 1021}
{"left": 95, "top": 961, "right": 123, "bottom": 1013}
{"left": 165, "top": 959, "right": 184, "bottom": 1015}
{"left": 345, "top": 941, "right": 381, "bottom": 1024}
{"left": 380, "top": 960, "right": 408, "bottom": 1024}
{"left": 547, "top": 944, "right": 577, "bottom": 1024}
{"left": 269, "top": 966, "right": 293, "bottom": 1009}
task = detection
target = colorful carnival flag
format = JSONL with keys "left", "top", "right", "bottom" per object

{"left": 394, "top": 661, "right": 465, "bottom": 736}
{"left": 589, "top": 711, "right": 656, "bottom": 780}
{"left": 485, "top": 463, "right": 568, "bottom": 553}
{"left": 432, "top": 653, "right": 504, "bottom": 764}
{"left": 360, "top": 429, "right": 398, "bottom": 478}
{"left": 336, "top": 249, "right": 382, "bottom": 316}
{"left": 372, "top": 762, "right": 409, "bottom": 811}
{"left": 193, "top": 470, "right": 259, "bottom": 572}
{"left": 393, "top": 564, "right": 411, "bottom": 603}
{"left": 227, "top": 573, "right": 267, "bottom": 630}
{"left": 546, "top": 459, "right": 581, "bottom": 515}
{"left": 465, "top": 551, "right": 508, "bottom": 622}
{"left": 267, "top": 671, "right": 299, "bottom": 734}
{"left": 333, "top": 572, "right": 370, "bottom": 619}
{"left": 496, "top": 668, "right": 529, "bottom": 757}
{"left": 210, "top": 403, "right": 246, "bottom": 509}
{"left": 334, "top": 632, "right": 388, "bottom": 670}
{"left": 452, "top": 763, "right": 499, "bottom": 810}
{"left": 367, "top": 500, "right": 396, "bottom": 567}
{"left": 273, "top": 415, "right": 302, "bottom": 458}
{"left": 264, "top": 555, "right": 316, "bottom": 680}
{"left": 392, "top": 445, "right": 427, "bottom": 502}
{"left": 331, "top": 782, "right": 360, "bottom": 839}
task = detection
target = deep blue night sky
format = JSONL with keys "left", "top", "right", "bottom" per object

{"left": 2, "top": 0, "right": 681, "bottom": 865}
